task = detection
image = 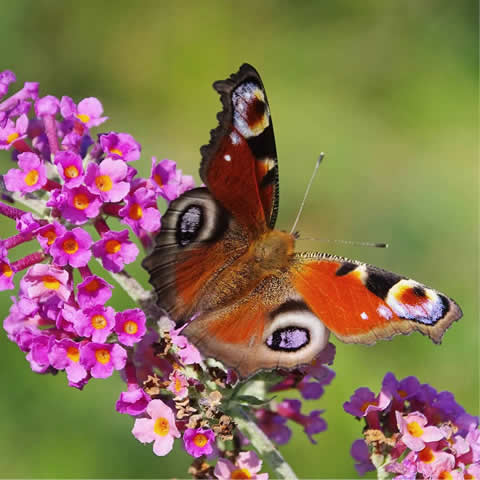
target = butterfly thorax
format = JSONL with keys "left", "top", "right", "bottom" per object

{"left": 251, "top": 229, "right": 295, "bottom": 273}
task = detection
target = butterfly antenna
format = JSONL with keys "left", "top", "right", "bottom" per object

{"left": 290, "top": 153, "right": 325, "bottom": 234}
{"left": 297, "top": 237, "right": 388, "bottom": 248}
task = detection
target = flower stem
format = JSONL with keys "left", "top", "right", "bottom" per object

{"left": 232, "top": 405, "right": 298, "bottom": 480}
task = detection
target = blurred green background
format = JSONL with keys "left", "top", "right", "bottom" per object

{"left": 0, "top": 1, "right": 477, "bottom": 478}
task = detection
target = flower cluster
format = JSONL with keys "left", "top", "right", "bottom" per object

{"left": 345, "top": 372, "right": 480, "bottom": 479}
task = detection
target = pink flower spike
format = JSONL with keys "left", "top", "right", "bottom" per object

{"left": 92, "top": 229, "right": 139, "bottom": 273}
{"left": 77, "top": 275, "right": 113, "bottom": 308}
{"left": 54, "top": 151, "right": 84, "bottom": 187}
{"left": 74, "top": 305, "right": 115, "bottom": 343}
{"left": 132, "top": 399, "right": 180, "bottom": 456}
{"left": 4, "top": 152, "right": 47, "bottom": 193}
{"left": 167, "top": 370, "right": 189, "bottom": 399}
{"left": 21, "top": 264, "right": 71, "bottom": 302}
{"left": 50, "top": 228, "right": 92, "bottom": 267}
{"left": 183, "top": 427, "right": 215, "bottom": 458}
{"left": 80, "top": 342, "right": 127, "bottom": 379}
{"left": 396, "top": 411, "right": 445, "bottom": 452}
{"left": 100, "top": 132, "right": 141, "bottom": 162}
{"left": 114, "top": 308, "right": 146, "bottom": 346}
{"left": 85, "top": 158, "right": 130, "bottom": 202}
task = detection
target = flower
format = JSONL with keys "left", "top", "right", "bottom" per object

{"left": 48, "top": 338, "right": 88, "bottom": 385}
{"left": 119, "top": 187, "right": 161, "bottom": 235}
{"left": 396, "top": 411, "right": 444, "bottom": 451}
{"left": 183, "top": 427, "right": 216, "bottom": 458}
{"left": 84, "top": 157, "right": 130, "bottom": 202}
{"left": 343, "top": 386, "right": 391, "bottom": 417}
{"left": 214, "top": 451, "right": 269, "bottom": 480}
{"left": 0, "top": 114, "right": 28, "bottom": 149}
{"left": 80, "top": 342, "right": 127, "bottom": 378}
{"left": 4, "top": 152, "right": 46, "bottom": 193}
{"left": 350, "top": 439, "right": 375, "bottom": 476}
{"left": 74, "top": 305, "right": 116, "bottom": 343}
{"left": 36, "top": 221, "right": 66, "bottom": 253}
{"left": 77, "top": 275, "right": 113, "bottom": 308}
{"left": 60, "top": 96, "right": 107, "bottom": 128}
{"left": 54, "top": 151, "right": 84, "bottom": 187}
{"left": 255, "top": 409, "right": 292, "bottom": 445}
{"left": 56, "top": 185, "right": 102, "bottom": 225}
{"left": 167, "top": 369, "right": 189, "bottom": 399}
{"left": 116, "top": 386, "right": 150, "bottom": 416}
{"left": 92, "top": 229, "right": 139, "bottom": 273}
{"left": 114, "top": 308, "right": 146, "bottom": 346}
{"left": 21, "top": 264, "right": 71, "bottom": 302}
{"left": 0, "top": 248, "right": 14, "bottom": 291}
{"left": 50, "top": 228, "right": 92, "bottom": 267}
{"left": 132, "top": 399, "right": 180, "bottom": 456}
{"left": 99, "top": 132, "right": 141, "bottom": 162}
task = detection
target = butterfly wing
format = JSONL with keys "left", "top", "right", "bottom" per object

{"left": 290, "top": 253, "right": 462, "bottom": 344}
{"left": 183, "top": 271, "right": 330, "bottom": 378}
{"left": 200, "top": 63, "right": 279, "bottom": 232}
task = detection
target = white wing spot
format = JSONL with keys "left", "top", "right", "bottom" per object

{"left": 360, "top": 312, "right": 368, "bottom": 320}
{"left": 230, "top": 132, "right": 241, "bottom": 145}
{"left": 377, "top": 305, "right": 393, "bottom": 320}
{"left": 224, "top": 154, "right": 231, "bottom": 162}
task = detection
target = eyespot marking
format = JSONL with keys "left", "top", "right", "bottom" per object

{"left": 266, "top": 326, "right": 310, "bottom": 352}
{"left": 176, "top": 205, "right": 203, "bottom": 247}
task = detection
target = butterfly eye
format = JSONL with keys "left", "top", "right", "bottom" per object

{"left": 266, "top": 326, "right": 310, "bottom": 351}
{"left": 176, "top": 205, "right": 204, "bottom": 247}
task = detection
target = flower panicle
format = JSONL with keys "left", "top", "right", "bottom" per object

{"left": 345, "top": 372, "right": 479, "bottom": 479}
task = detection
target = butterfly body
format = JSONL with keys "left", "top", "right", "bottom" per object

{"left": 143, "top": 64, "right": 462, "bottom": 378}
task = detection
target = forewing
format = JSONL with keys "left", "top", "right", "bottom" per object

{"left": 200, "top": 63, "right": 280, "bottom": 233}
{"left": 291, "top": 253, "right": 462, "bottom": 344}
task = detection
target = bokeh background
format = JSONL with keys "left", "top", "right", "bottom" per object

{"left": 0, "top": 1, "right": 477, "bottom": 478}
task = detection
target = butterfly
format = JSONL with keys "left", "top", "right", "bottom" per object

{"left": 142, "top": 64, "right": 462, "bottom": 379}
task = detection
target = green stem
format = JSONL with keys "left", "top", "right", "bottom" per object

{"left": 232, "top": 405, "right": 298, "bottom": 480}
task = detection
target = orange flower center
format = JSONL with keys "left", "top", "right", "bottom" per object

{"left": 231, "top": 469, "right": 252, "bottom": 479}
{"left": 418, "top": 447, "right": 435, "bottom": 463}
{"left": 129, "top": 204, "right": 143, "bottom": 220}
{"left": 153, "top": 173, "right": 163, "bottom": 187}
{"left": 76, "top": 113, "right": 90, "bottom": 124}
{"left": 439, "top": 472, "right": 453, "bottom": 480}
{"left": 7, "top": 132, "right": 19, "bottom": 144}
{"left": 95, "top": 348, "right": 111, "bottom": 364}
{"left": 1, "top": 262, "right": 13, "bottom": 278}
{"left": 123, "top": 320, "right": 138, "bottom": 335}
{"left": 105, "top": 239, "right": 121, "bottom": 254}
{"left": 62, "top": 238, "right": 79, "bottom": 255}
{"left": 95, "top": 174, "right": 113, "bottom": 192}
{"left": 175, "top": 379, "right": 183, "bottom": 392}
{"left": 398, "top": 389, "right": 407, "bottom": 398}
{"left": 154, "top": 417, "right": 170, "bottom": 436}
{"left": 64, "top": 165, "right": 79, "bottom": 179}
{"left": 73, "top": 193, "right": 90, "bottom": 210}
{"left": 91, "top": 314, "right": 107, "bottom": 330}
{"left": 66, "top": 346, "right": 80, "bottom": 362}
{"left": 407, "top": 421, "right": 424, "bottom": 437}
{"left": 361, "top": 401, "right": 375, "bottom": 412}
{"left": 85, "top": 278, "right": 100, "bottom": 292}
{"left": 24, "top": 169, "right": 39, "bottom": 186}
{"left": 109, "top": 148, "right": 122, "bottom": 156}
{"left": 193, "top": 433, "right": 208, "bottom": 447}
{"left": 41, "top": 228, "right": 57, "bottom": 246}
{"left": 42, "top": 275, "right": 60, "bottom": 290}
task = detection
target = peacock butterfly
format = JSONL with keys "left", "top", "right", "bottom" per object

{"left": 142, "top": 64, "right": 462, "bottom": 379}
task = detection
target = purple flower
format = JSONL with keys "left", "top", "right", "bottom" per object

{"left": 350, "top": 440, "right": 375, "bottom": 476}
{"left": 170, "top": 328, "right": 202, "bottom": 365}
{"left": 396, "top": 411, "right": 444, "bottom": 451}
{"left": 132, "top": 399, "right": 180, "bottom": 456}
{"left": 60, "top": 96, "right": 107, "bottom": 128}
{"left": 100, "top": 132, "right": 141, "bottom": 162}
{"left": 150, "top": 158, "right": 180, "bottom": 201}
{"left": 21, "top": 264, "right": 71, "bottom": 302}
{"left": 54, "top": 151, "right": 84, "bottom": 187}
{"left": 92, "top": 229, "right": 139, "bottom": 273}
{"left": 35, "top": 95, "right": 60, "bottom": 117}
{"left": 183, "top": 427, "right": 215, "bottom": 458}
{"left": 36, "top": 221, "right": 66, "bottom": 253}
{"left": 48, "top": 338, "right": 88, "bottom": 385}
{"left": 214, "top": 451, "right": 268, "bottom": 480}
{"left": 4, "top": 152, "right": 47, "bottom": 193}
{"left": 114, "top": 308, "right": 146, "bottom": 346}
{"left": 0, "top": 70, "right": 16, "bottom": 98}
{"left": 382, "top": 372, "right": 421, "bottom": 402}
{"left": 56, "top": 185, "right": 102, "bottom": 225}
{"left": 74, "top": 305, "right": 116, "bottom": 342}
{"left": 343, "top": 387, "right": 391, "bottom": 417}
{"left": 80, "top": 342, "right": 127, "bottom": 379}
{"left": 255, "top": 409, "right": 292, "bottom": 445}
{"left": 0, "top": 114, "right": 28, "bottom": 149}
{"left": 15, "top": 212, "right": 40, "bottom": 234}
{"left": 119, "top": 187, "right": 161, "bottom": 235}
{"left": 0, "top": 248, "right": 14, "bottom": 291}
{"left": 77, "top": 275, "right": 113, "bottom": 308}
{"left": 116, "top": 386, "right": 150, "bottom": 416}
{"left": 167, "top": 370, "right": 189, "bottom": 399}
{"left": 84, "top": 158, "right": 130, "bottom": 202}
{"left": 50, "top": 228, "right": 92, "bottom": 267}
